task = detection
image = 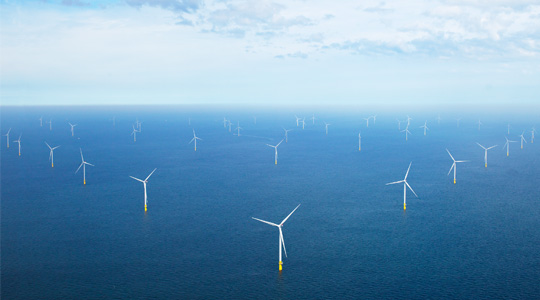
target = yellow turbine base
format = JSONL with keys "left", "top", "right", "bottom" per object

{"left": 52, "top": 163, "right": 54, "bottom": 168}
{"left": 19, "top": 153, "right": 21, "bottom": 156}
{"left": 454, "top": 178, "right": 456, "bottom": 184}
{"left": 521, "top": 146, "right": 523, "bottom": 149}
{"left": 404, "top": 203, "right": 406, "bottom": 210}
{"left": 275, "top": 161, "right": 277, "bottom": 165}
{"left": 195, "top": 147, "right": 197, "bottom": 151}
{"left": 84, "top": 179, "right": 86, "bottom": 185}
{"left": 145, "top": 205, "right": 147, "bottom": 212}
{"left": 279, "top": 261, "right": 282, "bottom": 271}
{"left": 359, "top": 147, "right": 361, "bottom": 151}
{"left": 507, "top": 153, "right": 509, "bottom": 157}
{"left": 485, "top": 163, "right": 487, "bottom": 168}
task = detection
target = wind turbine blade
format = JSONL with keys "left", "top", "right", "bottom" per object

{"left": 280, "top": 228, "right": 288, "bottom": 258}
{"left": 386, "top": 180, "right": 404, "bottom": 185}
{"left": 251, "top": 217, "right": 279, "bottom": 227}
{"left": 85, "top": 162, "right": 95, "bottom": 167}
{"left": 276, "top": 139, "right": 284, "bottom": 147}
{"left": 280, "top": 204, "right": 301, "bottom": 225}
{"left": 487, "top": 145, "right": 497, "bottom": 150}
{"left": 129, "top": 176, "right": 145, "bottom": 183}
{"left": 80, "top": 148, "right": 84, "bottom": 162}
{"left": 75, "top": 162, "right": 84, "bottom": 173}
{"left": 476, "top": 142, "right": 486, "bottom": 150}
{"left": 446, "top": 149, "right": 455, "bottom": 161}
{"left": 52, "top": 146, "right": 60, "bottom": 150}
{"left": 406, "top": 182, "right": 418, "bottom": 198}
{"left": 455, "top": 160, "right": 469, "bottom": 163}
{"left": 189, "top": 137, "right": 195, "bottom": 144}
{"left": 404, "top": 162, "right": 412, "bottom": 180}
{"left": 45, "top": 141, "right": 51, "bottom": 149}
{"left": 448, "top": 163, "right": 455, "bottom": 176}
{"left": 145, "top": 168, "right": 157, "bottom": 181}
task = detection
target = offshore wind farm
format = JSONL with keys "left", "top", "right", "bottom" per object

{"left": 1, "top": 0, "right": 540, "bottom": 299}
{"left": 1, "top": 107, "right": 539, "bottom": 299}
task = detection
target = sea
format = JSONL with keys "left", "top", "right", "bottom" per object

{"left": 1, "top": 106, "right": 539, "bottom": 299}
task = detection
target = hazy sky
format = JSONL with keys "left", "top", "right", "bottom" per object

{"left": 1, "top": 0, "right": 539, "bottom": 107}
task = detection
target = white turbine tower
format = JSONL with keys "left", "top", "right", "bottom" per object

{"left": 531, "top": 127, "right": 536, "bottom": 143}
{"left": 235, "top": 122, "right": 243, "bottom": 136}
{"left": 437, "top": 115, "right": 441, "bottom": 125}
{"left": 477, "top": 120, "right": 483, "bottom": 130}
{"left": 131, "top": 125, "right": 139, "bottom": 142}
{"left": 69, "top": 122, "right": 77, "bottom": 136}
{"left": 189, "top": 129, "right": 202, "bottom": 151}
{"left": 358, "top": 131, "right": 362, "bottom": 151}
{"left": 223, "top": 117, "right": 228, "bottom": 128}
{"left": 13, "top": 134, "right": 21, "bottom": 156}
{"left": 39, "top": 116, "right": 43, "bottom": 127}
{"left": 519, "top": 131, "right": 527, "bottom": 149}
{"left": 295, "top": 115, "right": 301, "bottom": 127}
{"left": 301, "top": 118, "right": 306, "bottom": 130}
{"left": 363, "top": 117, "right": 370, "bottom": 128}
{"left": 406, "top": 115, "right": 412, "bottom": 126}
{"left": 503, "top": 137, "right": 517, "bottom": 157}
{"left": 48, "top": 119, "right": 52, "bottom": 131}
{"left": 76, "top": 148, "right": 94, "bottom": 185}
{"left": 372, "top": 115, "right": 377, "bottom": 124}
{"left": 3, "top": 128, "right": 11, "bottom": 148}
{"left": 45, "top": 142, "right": 60, "bottom": 167}
{"left": 386, "top": 162, "right": 418, "bottom": 211}
{"left": 283, "top": 128, "right": 292, "bottom": 143}
{"left": 456, "top": 118, "right": 461, "bottom": 128}
{"left": 446, "top": 149, "right": 468, "bottom": 184}
{"left": 396, "top": 119, "right": 403, "bottom": 130}
{"left": 130, "top": 168, "right": 157, "bottom": 212}
{"left": 476, "top": 143, "right": 497, "bottom": 168}
{"left": 266, "top": 139, "right": 284, "bottom": 165}
{"left": 401, "top": 126, "right": 411, "bottom": 141}
{"left": 419, "top": 121, "right": 429, "bottom": 136}
{"left": 507, "top": 124, "right": 510, "bottom": 135}
{"left": 228, "top": 120, "right": 232, "bottom": 132}
{"left": 252, "top": 204, "right": 301, "bottom": 271}
{"left": 324, "top": 122, "right": 330, "bottom": 135}
{"left": 310, "top": 114, "right": 316, "bottom": 124}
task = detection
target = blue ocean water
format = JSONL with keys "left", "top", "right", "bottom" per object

{"left": 1, "top": 106, "right": 539, "bottom": 299}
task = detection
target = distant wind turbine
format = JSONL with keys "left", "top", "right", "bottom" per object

{"left": 456, "top": 118, "right": 461, "bottom": 128}
{"left": 476, "top": 143, "right": 497, "bottom": 168}
{"left": 223, "top": 117, "right": 228, "bottom": 128}
{"left": 301, "top": 118, "right": 306, "bottom": 130}
{"left": 358, "top": 131, "right": 361, "bottom": 151}
{"left": 266, "top": 139, "right": 284, "bottom": 165}
{"left": 519, "top": 131, "right": 527, "bottom": 149}
{"left": 283, "top": 128, "right": 292, "bottom": 143}
{"left": 396, "top": 119, "right": 403, "bottom": 130}
{"left": 324, "top": 122, "right": 331, "bottom": 135}
{"left": 419, "top": 121, "right": 429, "bottom": 136}
{"left": 401, "top": 126, "right": 411, "bottom": 141}
{"left": 13, "top": 134, "right": 21, "bottom": 156}
{"left": 372, "top": 115, "right": 377, "bottom": 124}
{"left": 386, "top": 162, "right": 418, "bottom": 211}
{"left": 3, "top": 128, "right": 11, "bottom": 148}
{"left": 47, "top": 119, "right": 52, "bottom": 131}
{"left": 252, "top": 204, "right": 301, "bottom": 271}
{"left": 131, "top": 125, "right": 140, "bottom": 142}
{"left": 76, "top": 148, "right": 94, "bottom": 185}
{"left": 437, "top": 115, "right": 441, "bottom": 125}
{"left": 45, "top": 142, "right": 60, "bottom": 168}
{"left": 69, "top": 122, "right": 77, "bottom": 136}
{"left": 253, "top": 116, "right": 257, "bottom": 124}
{"left": 189, "top": 129, "right": 202, "bottom": 151}
{"left": 39, "top": 116, "right": 43, "bottom": 127}
{"left": 477, "top": 120, "right": 483, "bottom": 130}
{"left": 235, "top": 122, "right": 243, "bottom": 136}
{"left": 406, "top": 115, "right": 412, "bottom": 126}
{"left": 507, "top": 124, "right": 510, "bottom": 135}
{"left": 503, "top": 137, "right": 517, "bottom": 156}
{"left": 531, "top": 127, "right": 536, "bottom": 143}
{"left": 363, "top": 117, "right": 370, "bottom": 128}
{"left": 130, "top": 168, "right": 157, "bottom": 212}
{"left": 310, "top": 114, "right": 316, "bottom": 124}
{"left": 446, "top": 149, "right": 468, "bottom": 184}
{"left": 295, "top": 115, "right": 301, "bottom": 127}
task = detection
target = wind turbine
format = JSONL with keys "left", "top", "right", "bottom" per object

{"left": 446, "top": 149, "right": 468, "bottom": 184}
{"left": 477, "top": 120, "right": 483, "bottom": 130}
{"left": 266, "top": 139, "right": 284, "bottom": 165}
{"left": 358, "top": 131, "right": 361, "bottom": 151}
{"left": 235, "top": 122, "right": 243, "bottom": 136}
{"left": 130, "top": 168, "right": 157, "bottom": 212}
{"left": 13, "top": 134, "right": 21, "bottom": 156}
{"left": 310, "top": 114, "right": 316, "bottom": 124}
{"left": 507, "top": 124, "right": 510, "bottom": 135}
{"left": 69, "top": 122, "right": 77, "bottom": 136}
{"left": 476, "top": 143, "right": 497, "bottom": 168}
{"left": 503, "top": 137, "right": 517, "bottom": 157}
{"left": 301, "top": 118, "right": 306, "bottom": 130}
{"left": 39, "top": 116, "right": 43, "bottom": 127}
{"left": 532, "top": 127, "right": 536, "bottom": 143}
{"left": 363, "top": 117, "right": 370, "bottom": 128}
{"left": 372, "top": 115, "right": 377, "bottom": 124}
{"left": 45, "top": 142, "right": 60, "bottom": 167}
{"left": 401, "top": 126, "right": 411, "bottom": 141}
{"left": 324, "top": 122, "right": 330, "bottom": 135}
{"left": 519, "top": 131, "right": 527, "bottom": 149}
{"left": 188, "top": 117, "right": 191, "bottom": 126}
{"left": 252, "top": 204, "right": 301, "bottom": 271}
{"left": 76, "top": 148, "right": 94, "bottom": 185}
{"left": 228, "top": 120, "right": 232, "bottom": 132}
{"left": 223, "top": 117, "right": 228, "bottom": 128}
{"left": 131, "top": 125, "right": 139, "bottom": 142}
{"left": 47, "top": 119, "right": 52, "bottom": 131}
{"left": 3, "top": 128, "right": 10, "bottom": 148}
{"left": 294, "top": 115, "right": 301, "bottom": 127}
{"left": 189, "top": 129, "right": 202, "bottom": 151}
{"left": 437, "top": 115, "right": 441, "bottom": 125}
{"left": 386, "top": 162, "right": 418, "bottom": 211}
{"left": 396, "top": 119, "right": 403, "bottom": 130}
{"left": 419, "top": 121, "right": 429, "bottom": 136}
{"left": 283, "top": 128, "right": 292, "bottom": 143}
{"left": 456, "top": 118, "right": 461, "bottom": 128}
{"left": 253, "top": 116, "right": 257, "bottom": 124}
{"left": 406, "top": 115, "right": 412, "bottom": 126}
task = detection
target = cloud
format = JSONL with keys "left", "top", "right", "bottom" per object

{"left": 125, "top": 0, "right": 201, "bottom": 13}
{"left": 61, "top": 0, "right": 91, "bottom": 7}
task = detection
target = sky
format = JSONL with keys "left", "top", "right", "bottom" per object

{"left": 1, "top": 0, "right": 539, "bottom": 108}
